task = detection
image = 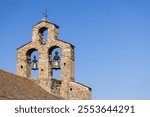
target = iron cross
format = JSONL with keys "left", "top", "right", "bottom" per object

{"left": 43, "top": 9, "right": 49, "bottom": 19}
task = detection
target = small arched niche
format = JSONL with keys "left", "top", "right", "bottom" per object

{"left": 49, "top": 46, "right": 62, "bottom": 80}
{"left": 26, "top": 48, "right": 39, "bottom": 78}
{"left": 38, "top": 27, "right": 48, "bottom": 44}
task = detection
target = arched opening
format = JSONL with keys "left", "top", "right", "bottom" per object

{"left": 49, "top": 46, "right": 62, "bottom": 80}
{"left": 39, "top": 27, "right": 48, "bottom": 44}
{"left": 43, "top": 29, "right": 48, "bottom": 44}
{"left": 26, "top": 49, "right": 39, "bottom": 78}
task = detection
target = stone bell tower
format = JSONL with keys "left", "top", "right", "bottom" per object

{"left": 16, "top": 18, "right": 91, "bottom": 99}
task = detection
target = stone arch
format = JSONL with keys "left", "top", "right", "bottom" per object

{"left": 49, "top": 46, "right": 62, "bottom": 55}
{"left": 39, "top": 27, "right": 48, "bottom": 34}
{"left": 26, "top": 48, "right": 39, "bottom": 78}
{"left": 26, "top": 48, "right": 38, "bottom": 57}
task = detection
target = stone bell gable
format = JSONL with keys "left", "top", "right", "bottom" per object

{"left": 16, "top": 18, "right": 91, "bottom": 99}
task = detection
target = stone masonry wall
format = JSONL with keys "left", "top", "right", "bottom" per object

{"left": 69, "top": 82, "right": 91, "bottom": 100}
{"left": 16, "top": 19, "right": 92, "bottom": 100}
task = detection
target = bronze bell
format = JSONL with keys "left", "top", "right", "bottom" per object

{"left": 52, "top": 51, "right": 61, "bottom": 70}
{"left": 31, "top": 56, "right": 38, "bottom": 70}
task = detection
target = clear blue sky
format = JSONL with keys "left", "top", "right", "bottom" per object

{"left": 0, "top": 0, "right": 150, "bottom": 99}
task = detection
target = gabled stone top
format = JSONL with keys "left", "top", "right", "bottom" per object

{"left": 17, "top": 41, "right": 32, "bottom": 50}
{"left": 41, "top": 18, "right": 47, "bottom": 22}
{"left": 33, "top": 19, "right": 59, "bottom": 29}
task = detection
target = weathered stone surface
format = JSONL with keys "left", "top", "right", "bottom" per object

{"left": 69, "top": 82, "right": 91, "bottom": 100}
{"left": 16, "top": 18, "right": 92, "bottom": 99}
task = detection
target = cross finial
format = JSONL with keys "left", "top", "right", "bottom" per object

{"left": 43, "top": 9, "right": 49, "bottom": 20}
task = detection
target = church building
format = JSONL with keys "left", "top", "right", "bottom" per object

{"left": 16, "top": 17, "right": 91, "bottom": 99}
